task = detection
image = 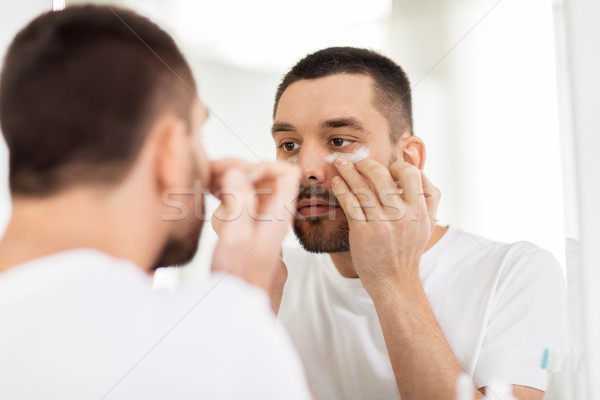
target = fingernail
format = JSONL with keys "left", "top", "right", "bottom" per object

{"left": 335, "top": 156, "right": 348, "bottom": 165}
{"left": 332, "top": 176, "right": 341, "bottom": 185}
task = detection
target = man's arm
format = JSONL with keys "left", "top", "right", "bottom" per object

{"left": 269, "top": 256, "right": 287, "bottom": 314}
{"left": 368, "top": 272, "right": 484, "bottom": 399}
{"left": 331, "top": 157, "right": 540, "bottom": 400}
{"left": 209, "top": 159, "right": 312, "bottom": 398}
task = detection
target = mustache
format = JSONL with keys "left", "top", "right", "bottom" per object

{"left": 296, "top": 184, "right": 340, "bottom": 206}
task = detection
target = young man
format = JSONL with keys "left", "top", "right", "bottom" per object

{"left": 0, "top": 6, "right": 310, "bottom": 399}
{"left": 270, "top": 47, "right": 567, "bottom": 400}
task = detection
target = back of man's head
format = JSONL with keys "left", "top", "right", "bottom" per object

{"left": 273, "top": 46, "right": 413, "bottom": 141}
{"left": 0, "top": 5, "right": 196, "bottom": 197}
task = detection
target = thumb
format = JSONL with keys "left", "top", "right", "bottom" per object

{"left": 210, "top": 204, "right": 225, "bottom": 237}
{"left": 211, "top": 168, "right": 256, "bottom": 273}
{"left": 213, "top": 168, "right": 255, "bottom": 236}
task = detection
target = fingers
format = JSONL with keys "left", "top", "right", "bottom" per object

{"left": 333, "top": 156, "right": 380, "bottom": 220}
{"left": 250, "top": 161, "right": 301, "bottom": 194}
{"left": 389, "top": 161, "right": 423, "bottom": 205}
{"left": 246, "top": 162, "right": 298, "bottom": 292}
{"left": 332, "top": 156, "right": 438, "bottom": 230}
{"left": 353, "top": 158, "right": 397, "bottom": 193}
{"left": 420, "top": 171, "right": 441, "bottom": 229}
{"left": 210, "top": 158, "right": 255, "bottom": 174}
{"left": 211, "top": 167, "right": 257, "bottom": 275}
{"left": 210, "top": 204, "right": 224, "bottom": 236}
{"left": 209, "top": 158, "right": 255, "bottom": 196}
{"left": 331, "top": 175, "right": 367, "bottom": 222}
{"left": 210, "top": 160, "right": 301, "bottom": 293}
{"left": 213, "top": 168, "right": 255, "bottom": 242}
{"left": 210, "top": 158, "right": 254, "bottom": 237}
{"left": 211, "top": 159, "right": 300, "bottom": 244}
{"left": 253, "top": 162, "right": 301, "bottom": 241}
{"left": 353, "top": 158, "right": 404, "bottom": 210}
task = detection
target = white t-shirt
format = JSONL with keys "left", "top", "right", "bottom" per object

{"left": 278, "top": 226, "right": 568, "bottom": 400}
{"left": 0, "top": 249, "right": 311, "bottom": 400}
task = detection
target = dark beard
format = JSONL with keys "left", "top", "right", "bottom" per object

{"left": 292, "top": 184, "right": 350, "bottom": 253}
{"left": 152, "top": 156, "right": 205, "bottom": 270}
{"left": 153, "top": 218, "right": 203, "bottom": 269}
{"left": 293, "top": 218, "right": 349, "bottom": 253}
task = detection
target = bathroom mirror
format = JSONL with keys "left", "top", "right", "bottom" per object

{"left": 1, "top": 0, "right": 594, "bottom": 396}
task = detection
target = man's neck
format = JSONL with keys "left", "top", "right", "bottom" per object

{"left": 329, "top": 225, "right": 449, "bottom": 279}
{"left": 0, "top": 188, "right": 162, "bottom": 275}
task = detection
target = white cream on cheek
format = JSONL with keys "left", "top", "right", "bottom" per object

{"left": 324, "top": 146, "right": 370, "bottom": 164}
{"left": 278, "top": 146, "right": 368, "bottom": 165}
{"left": 276, "top": 154, "right": 299, "bottom": 164}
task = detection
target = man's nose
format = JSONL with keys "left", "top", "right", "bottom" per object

{"left": 297, "top": 143, "right": 329, "bottom": 184}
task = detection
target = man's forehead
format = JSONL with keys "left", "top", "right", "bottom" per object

{"left": 273, "top": 74, "right": 381, "bottom": 131}
{"left": 272, "top": 116, "right": 366, "bottom": 134}
{"left": 280, "top": 73, "right": 375, "bottom": 103}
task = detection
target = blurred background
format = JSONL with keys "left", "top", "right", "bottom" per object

{"left": 0, "top": 0, "right": 576, "bottom": 285}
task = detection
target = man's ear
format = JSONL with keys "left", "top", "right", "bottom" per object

{"left": 150, "top": 113, "right": 190, "bottom": 192}
{"left": 396, "top": 135, "right": 426, "bottom": 170}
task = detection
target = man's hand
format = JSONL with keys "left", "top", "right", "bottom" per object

{"left": 331, "top": 156, "right": 467, "bottom": 400}
{"left": 209, "top": 159, "right": 299, "bottom": 293}
{"left": 331, "top": 156, "right": 440, "bottom": 292}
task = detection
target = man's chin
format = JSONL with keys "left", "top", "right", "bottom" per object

{"left": 293, "top": 218, "right": 350, "bottom": 254}
{"left": 153, "top": 221, "right": 203, "bottom": 270}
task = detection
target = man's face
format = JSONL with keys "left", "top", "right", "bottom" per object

{"left": 272, "top": 73, "right": 396, "bottom": 253}
{"left": 154, "top": 100, "right": 210, "bottom": 268}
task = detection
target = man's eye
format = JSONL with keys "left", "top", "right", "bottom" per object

{"left": 281, "top": 142, "right": 300, "bottom": 152}
{"left": 330, "top": 138, "right": 352, "bottom": 147}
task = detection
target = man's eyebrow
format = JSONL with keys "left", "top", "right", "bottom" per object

{"left": 271, "top": 122, "right": 295, "bottom": 135}
{"left": 321, "top": 117, "right": 365, "bottom": 131}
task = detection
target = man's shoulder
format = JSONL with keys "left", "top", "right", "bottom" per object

{"left": 460, "top": 229, "right": 558, "bottom": 270}
{"left": 0, "top": 248, "right": 274, "bottom": 331}
{"left": 438, "top": 227, "right": 556, "bottom": 263}
{"left": 425, "top": 227, "right": 562, "bottom": 286}
{"left": 0, "top": 257, "right": 308, "bottom": 399}
{"left": 0, "top": 249, "right": 285, "bottom": 361}
{"left": 0, "top": 248, "right": 149, "bottom": 304}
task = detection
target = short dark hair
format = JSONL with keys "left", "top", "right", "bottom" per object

{"left": 273, "top": 47, "right": 413, "bottom": 141}
{"left": 0, "top": 5, "right": 196, "bottom": 197}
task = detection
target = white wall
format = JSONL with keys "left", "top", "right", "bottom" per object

{"left": 448, "top": 0, "right": 565, "bottom": 260}
{"left": 564, "top": 0, "right": 600, "bottom": 395}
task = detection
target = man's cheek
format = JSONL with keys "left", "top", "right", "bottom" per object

{"left": 276, "top": 153, "right": 299, "bottom": 164}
